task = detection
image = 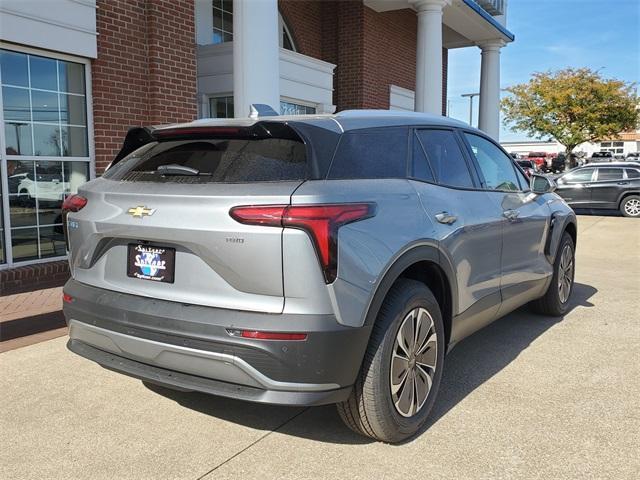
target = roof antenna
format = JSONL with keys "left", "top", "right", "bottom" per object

{"left": 249, "top": 104, "right": 279, "bottom": 119}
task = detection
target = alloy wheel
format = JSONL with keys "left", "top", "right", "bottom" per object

{"left": 557, "top": 244, "right": 574, "bottom": 304}
{"left": 624, "top": 198, "right": 640, "bottom": 217}
{"left": 390, "top": 307, "right": 437, "bottom": 418}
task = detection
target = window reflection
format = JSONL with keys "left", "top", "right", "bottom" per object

{"left": 11, "top": 227, "right": 38, "bottom": 261}
{"left": 4, "top": 123, "right": 33, "bottom": 155}
{"left": 31, "top": 90, "right": 59, "bottom": 122}
{"left": 33, "top": 124, "right": 61, "bottom": 156}
{"left": 2, "top": 49, "right": 90, "bottom": 264}
{"left": 0, "top": 50, "right": 28, "bottom": 87}
{"left": 1, "top": 49, "right": 88, "bottom": 158}
{"left": 2, "top": 86, "right": 30, "bottom": 121}
{"left": 29, "top": 56, "right": 58, "bottom": 91}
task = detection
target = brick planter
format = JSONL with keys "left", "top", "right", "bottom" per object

{"left": 0, "top": 261, "right": 70, "bottom": 296}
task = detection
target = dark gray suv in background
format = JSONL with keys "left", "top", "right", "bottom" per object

{"left": 62, "top": 110, "right": 577, "bottom": 442}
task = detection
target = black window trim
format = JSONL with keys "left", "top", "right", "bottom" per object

{"left": 408, "top": 126, "right": 484, "bottom": 191}
{"left": 458, "top": 129, "right": 530, "bottom": 193}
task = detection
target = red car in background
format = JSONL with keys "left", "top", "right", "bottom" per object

{"left": 527, "top": 152, "right": 549, "bottom": 172}
{"left": 516, "top": 159, "right": 537, "bottom": 178}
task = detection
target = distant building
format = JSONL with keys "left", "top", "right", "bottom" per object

{"left": 502, "top": 131, "right": 640, "bottom": 157}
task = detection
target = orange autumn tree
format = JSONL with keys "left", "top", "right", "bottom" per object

{"left": 502, "top": 68, "right": 638, "bottom": 168}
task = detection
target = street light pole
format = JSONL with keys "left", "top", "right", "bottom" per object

{"left": 461, "top": 92, "right": 480, "bottom": 127}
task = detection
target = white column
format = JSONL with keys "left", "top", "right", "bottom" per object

{"left": 412, "top": 0, "right": 450, "bottom": 114}
{"left": 233, "top": 0, "right": 280, "bottom": 118}
{"left": 478, "top": 40, "right": 505, "bottom": 140}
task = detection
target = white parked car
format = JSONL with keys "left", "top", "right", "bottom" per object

{"left": 11, "top": 172, "right": 69, "bottom": 204}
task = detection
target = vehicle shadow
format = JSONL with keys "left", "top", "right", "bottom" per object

{"left": 144, "top": 282, "right": 597, "bottom": 445}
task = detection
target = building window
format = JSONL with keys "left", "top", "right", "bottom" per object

{"left": 281, "top": 18, "right": 296, "bottom": 51}
{"left": 209, "top": 96, "right": 234, "bottom": 118}
{"left": 212, "top": 0, "right": 233, "bottom": 44}
{"left": 211, "top": 6, "right": 297, "bottom": 51}
{"left": 1, "top": 48, "right": 91, "bottom": 266}
{"left": 600, "top": 141, "right": 625, "bottom": 155}
{"left": 280, "top": 101, "right": 316, "bottom": 116}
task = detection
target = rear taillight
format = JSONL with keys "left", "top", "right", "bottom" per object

{"left": 62, "top": 194, "right": 87, "bottom": 251}
{"left": 230, "top": 203, "right": 376, "bottom": 283}
{"left": 62, "top": 194, "right": 87, "bottom": 213}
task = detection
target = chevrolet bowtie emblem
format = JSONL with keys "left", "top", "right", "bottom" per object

{"left": 127, "top": 206, "right": 156, "bottom": 218}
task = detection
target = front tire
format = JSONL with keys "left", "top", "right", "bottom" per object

{"left": 620, "top": 195, "right": 640, "bottom": 218}
{"left": 336, "top": 279, "right": 445, "bottom": 443}
{"left": 530, "top": 232, "right": 575, "bottom": 316}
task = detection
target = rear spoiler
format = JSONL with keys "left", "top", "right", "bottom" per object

{"left": 106, "top": 121, "right": 301, "bottom": 172}
{"left": 110, "top": 126, "right": 156, "bottom": 167}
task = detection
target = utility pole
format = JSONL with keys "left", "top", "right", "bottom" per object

{"left": 461, "top": 92, "right": 480, "bottom": 127}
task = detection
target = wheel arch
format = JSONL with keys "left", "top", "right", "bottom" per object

{"left": 617, "top": 191, "right": 640, "bottom": 208}
{"left": 363, "top": 243, "right": 457, "bottom": 348}
{"left": 564, "top": 220, "right": 577, "bottom": 249}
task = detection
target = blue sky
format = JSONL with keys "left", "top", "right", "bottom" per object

{"left": 447, "top": 0, "right": 640, "bottom": 141}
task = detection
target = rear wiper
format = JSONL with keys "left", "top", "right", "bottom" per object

{"left": 156, "top": 164, "right": 211, "bottom": 176}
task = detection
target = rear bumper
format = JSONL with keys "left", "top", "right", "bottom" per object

{"left": 62, "top": 279, "right": 370, "bottom": 406}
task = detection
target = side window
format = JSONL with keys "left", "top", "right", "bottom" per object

{"left": 411, "top": 132, "right": 434, "bottom": 182}
{"left": 415, "top": 129, "right": 474, "bottom": 188}
{"left": 562, "top": 168, "right": 595, "bottom": 183}
{"left": 464, "top": 133, "right": 520, "bottom": 191}
{"left": 626, "top": 169, "right": 640, "bottom": 179}
{"left": 328, "top": 127, "right": 408, "bottom": 179}
{"left": 596, "top": 168, "right": 623, "bottom": 181}
{"left": 512, "top": 162, "right": 531, "bottom": 191}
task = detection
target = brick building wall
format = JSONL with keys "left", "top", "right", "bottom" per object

{"left": 280, "top": 0, "right": 447, "bottom": 113}
{"left": 362, "top": 7, "right": 417, "bottom": 109}
{"left": 92, "top": 0, "right": 197, "bottom": 174}
{"left": 278, "top": 0, "right": 323, "bottom": 60}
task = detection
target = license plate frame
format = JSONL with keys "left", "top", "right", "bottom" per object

{"left": 127, "top": 243, "right": 175, "bottom": 283}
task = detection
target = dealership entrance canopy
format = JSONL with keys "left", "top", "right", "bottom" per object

{"left": 0, "top": 0, "right": 512, "bottom": 280}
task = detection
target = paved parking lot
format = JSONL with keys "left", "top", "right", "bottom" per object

{"left": 1, "top": 215, "right": 639, "bottom": 480}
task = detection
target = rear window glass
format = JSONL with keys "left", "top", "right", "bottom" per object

{"left": 626, "top": 169, "right": 640, "bottom": 179}
{"left": 328, "top": 127, "right": 408, "bottom": 179}
{"left": 103, "top": 138, "right": 307, "bottom": 183}
{"left": 596, "top": 168, "right": 623, "bottom": 181}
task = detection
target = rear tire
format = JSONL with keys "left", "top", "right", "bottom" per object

{"left": 620, "top": 195, "right": 640, "bottom": 218}
{"left": 336, "top": 279, "right": 445, "bottom": 443}
{"left": 530, "top": 232, "right": 575, "bottom": 316}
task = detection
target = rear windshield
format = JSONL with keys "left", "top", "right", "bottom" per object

{"left": 103, "top": 138, "right": 307, "bottom": 183}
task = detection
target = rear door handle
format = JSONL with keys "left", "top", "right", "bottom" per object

{"left": 617, "top": 182, "right": 629, "bottom": 185}
{"left": 435, "top": 212, "right": 458, "bottom": 224}
{"left": 503, "top": 209, "right": 520, "bottom": 220}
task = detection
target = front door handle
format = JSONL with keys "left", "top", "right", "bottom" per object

{"left": 435, "top": 212, "right": 458, "bottom": 224}
{"left": 503, "top": 209, "right": 520, "bottom": 220}
{"left": 617, "top": 182, "right": 629, "bottom": 185}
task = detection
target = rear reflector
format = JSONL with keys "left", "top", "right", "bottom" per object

{"left": 62, "top": 293, "right": 73, "bottom": 304}
{"left": 227, "top": 329, "right": 307, "bottom": 341}
{"left": 62, "top": 194, "right": 87, "bottom": 213}
{"left": 230, "top": 203, "right": 375, "bottom": 283}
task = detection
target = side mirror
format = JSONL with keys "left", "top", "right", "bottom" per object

{"left": 531, "top": 174, "right": 556, "bottom": 194}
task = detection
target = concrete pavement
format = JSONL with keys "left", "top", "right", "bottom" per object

{"left": 1, "top": 215, "right": 639, "bottom": 479}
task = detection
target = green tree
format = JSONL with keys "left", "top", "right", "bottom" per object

{"left": 502, "top": 68, "right": 638, "bottom": 168}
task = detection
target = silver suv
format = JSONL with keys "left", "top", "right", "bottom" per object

{"left": 62, "top": 110, "right": 577, "bottom": 442}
